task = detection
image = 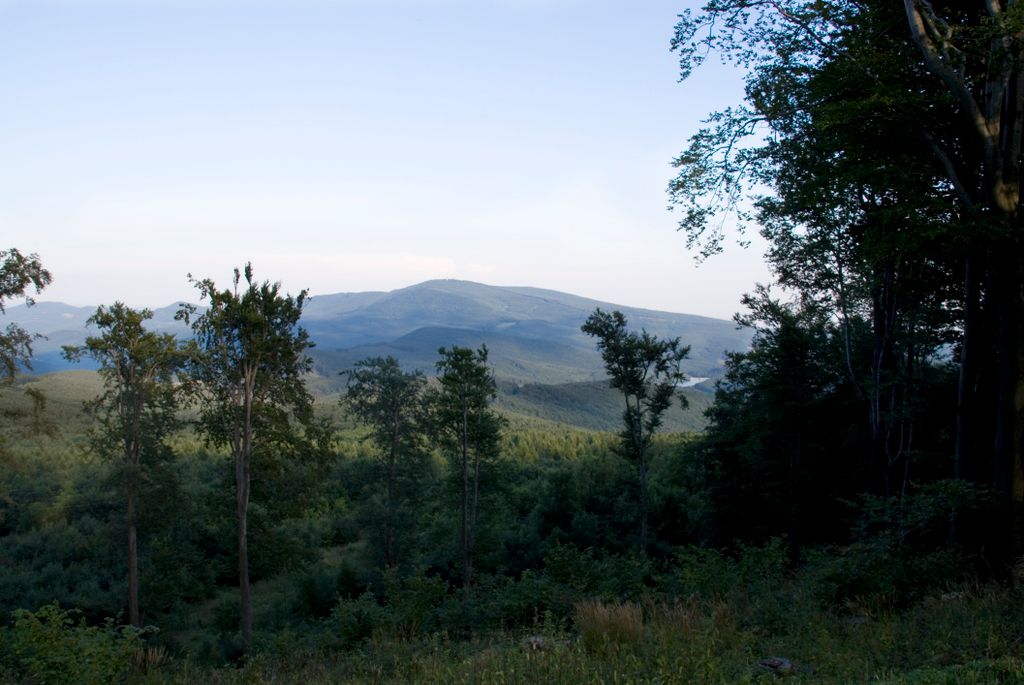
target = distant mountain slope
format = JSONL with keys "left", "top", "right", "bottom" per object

{"left": 494, "top": 380, "right": 713, "bottom": 433}
{"left": 302, "top": 280, "right": 749, "bottom": 383}
{"left": 4, "top": 279, "right": 750, "bottom": 384}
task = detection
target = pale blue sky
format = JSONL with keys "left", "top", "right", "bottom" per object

{"left": 0, "top": 0, "right": 769, "bottom": 318}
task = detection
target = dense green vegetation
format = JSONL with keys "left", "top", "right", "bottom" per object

{"left": 1, "top": 354, "right": 1020, "bottom": 683}
{"left": 5, "top": 1, "right": 1024, "bottom": 682}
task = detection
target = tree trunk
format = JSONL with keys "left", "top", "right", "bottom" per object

{"left": 461, "top": 408, "right": 471, "bottom": 593}
{"left": 903, "top": 0, "right": 1024, "bottom": 562}
{"left": 638, "top": 444, "right": 648, "bottom": 554}
{"left": 385, "top": 429, "right": 397, "bottom": 569}
{"left": 992, "top": 249, "right": 1024, "bottom": 558}
{"left": 237, "top": 451, "right": 252, "bottom": 657}
{"left": 471, "top": 445, "right": 481, "bottom": 565}
{"left": 956, "top": 254, "right": 980, "bottom": 485}
{"left": 127, "top": 490, "right": 139, "bottom": 628}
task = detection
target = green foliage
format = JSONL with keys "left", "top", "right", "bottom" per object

{"left": 343, "top": 356, "right": 428, "bottom": 568}
{"left": 804, "top": 481, "right": 992, "bottom": 607}
{"left": 120, "top": 573, "right": 1024, "bottom": 684}
{"left": 495, "top": 380, "right": 712, "bottom": 434}
{"left": 178, "top": 263, "right": 318, "bottom": 654}
{"left": 2, "top": 603, "right": 150, "bottom": 685}
{"left": 0, "top": 248, "right": 52, "bottom": 380}
{"left": 383, "top": 570, "right": 448, "bottom": 638}
{"left": 327, "top": 592, "right": 389, "bottom": 647}
{"left": 62, "top": 302, "right": 185, "bottom": 626}
{"left": 178, "top": 263, "right": 315, "bottom": 454}
{"left": 582, "top": 308, "right": 690, "bottom": 551}
{"left": 428, "top": 345, "right": 504, "bottom": 591}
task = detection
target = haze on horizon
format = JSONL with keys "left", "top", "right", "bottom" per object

{"left": 0, "top": 0, "right": 771, "bottom": 320}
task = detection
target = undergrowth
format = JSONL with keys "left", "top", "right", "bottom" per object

{"left": 133, "top": 576, "right": 1024, "bottom": 684}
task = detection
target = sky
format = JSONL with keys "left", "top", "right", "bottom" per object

{"left": 0, "top": 0, "right": 771, "bottom": 320}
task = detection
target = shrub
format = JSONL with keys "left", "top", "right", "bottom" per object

{"left": 384, "top": 570, "right": 448, "bottom": 638}
{"left": 4, "top": 602, "right": 151, "bottom": 685}
{"left": 327, "top": 592, "right": 390, "bottom": 647}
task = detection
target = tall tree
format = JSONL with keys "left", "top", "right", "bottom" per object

{"left": 0, "top": 249, "right": 53, "bottom": 510}
{"left": 900, "top": 0, "right": 1024, "bottom": 555}
{"left": 582, "top": 309, "right": 689, "bottom": 552}
{"left": 429, "top": 345, "right": 502, "bottom": 593}
{"left": 343, "top": 356, "right": 427, "bottom": 569}
{"left": 670, "top": 1, "right": 1021, "bottom": 552}
{"left": 0, "top": 248, "right": 52, "bottom": 381}
{"left": 697, "top": 289, "right": 866, "bottom": 553}
{"left": 177, "top": 264, "right": 314, "bottom": 656}
{"left": 62, "top": 303, "right": 183, "bottom": 627}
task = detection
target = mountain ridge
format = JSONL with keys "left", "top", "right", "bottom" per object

{"left": 4, "top": 279, "right": 750, "bottom": 384}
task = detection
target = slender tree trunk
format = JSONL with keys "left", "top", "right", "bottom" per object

{"left": 127, "top": 489, "right": 139, "bottom": 628}
{"left": 638, "top": 444, "right": 648, "bottom": 554}
{"left": 237, "top": 450, "right": 252, "bottom": 656}
{"left": 950, "top": 255, "right": 980, "bottom": 545}
{"left": 238, "top": 372, "right": 255, "bottom": 658}
{"left": 870, "top": 263, "right": 897, "bottom": 497}
{"left": 471, "top": 447, "right": 480, "bottom": 565}
{"left": 461, "top": 408, "right": 471, "bottom": 593}
{"left": 385, "top": 428, "right": 397, "bottom": 569}
{"left": 956, "top": 254, "right": 980, "bottom": 484}
{"left": 788, "top": 429, "right": 802, "bottom": 562}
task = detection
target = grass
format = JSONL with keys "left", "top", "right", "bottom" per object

{"left": 127, "top": 580, "right": 1024, "bottom": 684}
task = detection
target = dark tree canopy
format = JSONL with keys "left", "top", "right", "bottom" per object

{"left": 671, "top": 0, "right": 1024, "bottom": 558}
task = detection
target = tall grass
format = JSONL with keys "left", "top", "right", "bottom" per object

{"left": 131, "top": 580, "right": 1024, "bottom": 685}
{"left": 574, "top": 599, "right": 643, "bottom": 653}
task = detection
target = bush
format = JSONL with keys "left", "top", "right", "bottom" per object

{"left": 384, "top": 570, "right": 448, "bottom": 638}
{"left": 3, "top": 603, "right": 151, "bottom": 685}
{"left": 326, "top": 592, "right": 390, "bottom": 647}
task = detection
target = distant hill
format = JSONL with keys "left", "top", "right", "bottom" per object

{"left": 6, "top": 369, "right": 712, "bottom": 436}
{"left": 494, "top": 379, "right": 714, "bottom": 433}
{"left": 301, "top": 280, "right": 749, "bottom": 385}
{"left": 4, "top": 279, "right": 749, "bottom": 386}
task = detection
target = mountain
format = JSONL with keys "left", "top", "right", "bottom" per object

{"left": 0, "top": 301, "right": 190, "bottom": 374}
{"left": 4, "top": 279, "right": 750, "bottom": 388}
{"left": 301, "top": 280, "right": 750, "bottom": 385}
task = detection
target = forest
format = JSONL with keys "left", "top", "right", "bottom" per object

{"left": 3, "top": 1, "right": 1024, "bottom": 683}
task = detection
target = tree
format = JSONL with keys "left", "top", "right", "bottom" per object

{"left": 1, "top": 249, "right": 53, "bottom": 516}
{"left": 343, "top": 356, "right": 427, "bottom": 569}
{"left": 428, "top": 345, "right": 502, "bottom": 592}
{"left": 670, "top": 0, "right": 1023, "bottom": 556}
{"left": 697, "top": 289, "right": 863, "bottom": 553}
{"left": 177, "top": 264, "right": 314, "bottom": 656}
{"left": 899, "top": 0, "right": 1024, "bottom": 557}
{"left": 582, "top": 309, "right": 689, "bottom": 552}
{"left": 62, "top": 303, "right": 183, "bottom": 627}
{"left": 1, "top": 248, "right": 52, "bottom": 381}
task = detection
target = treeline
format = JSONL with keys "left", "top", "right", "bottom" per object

{"left": 0, "top": 247, "right": 1000, "bottom": 678}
